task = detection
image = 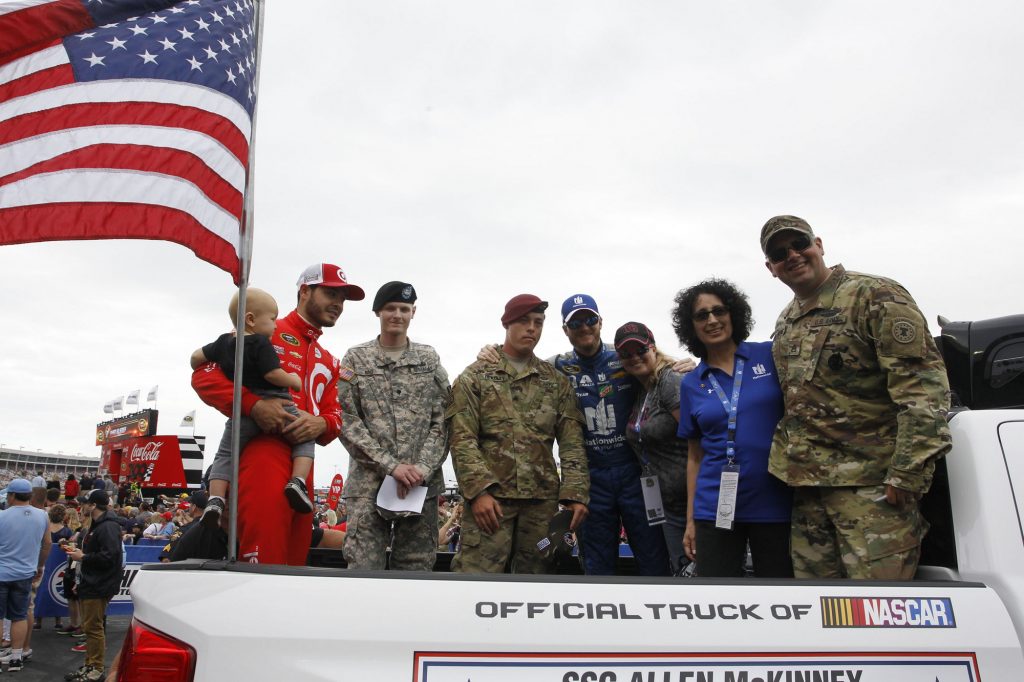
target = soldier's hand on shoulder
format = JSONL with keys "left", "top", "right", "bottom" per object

{"left": 477, "top": 344, "right": 502, "bottom": 363}
{"left": 671, "top": 357, "right": 697, "bottom": 374}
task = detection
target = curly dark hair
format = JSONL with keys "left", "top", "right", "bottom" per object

{"left": 672, "top": 278, "right": 754, "bottom": 359}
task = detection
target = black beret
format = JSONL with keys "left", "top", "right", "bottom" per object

{"left": 372, "top": 281, "right": 417, "bottom": 312}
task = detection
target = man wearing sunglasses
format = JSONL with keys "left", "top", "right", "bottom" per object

{"left": 761, "top": 215, "right": 951, "bottom": 580}
{"left": 548, "top": 295, "right": 673, "bottom": 576}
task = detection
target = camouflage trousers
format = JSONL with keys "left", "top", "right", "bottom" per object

{"left": 452, "top": 497, "right": 557, "bottom": 574}
{"left": 342, "top": 495, "right": 439, "bottom": 571}
{"left": 791, "top": 485, "right": 928, "bottom": 580}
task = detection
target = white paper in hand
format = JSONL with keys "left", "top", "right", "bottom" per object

{"left": 376, "top": 475, "right": 428, "bottom": 513}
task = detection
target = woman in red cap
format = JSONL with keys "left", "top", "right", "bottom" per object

{"left": 614, "top": 322, "right": 690, "bottom": 575}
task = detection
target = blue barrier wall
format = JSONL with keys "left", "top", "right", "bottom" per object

{"left": 34, "top": 543, "right": 164, "bottom": 617}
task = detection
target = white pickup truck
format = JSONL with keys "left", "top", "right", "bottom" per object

{"left": 119, "top": 317, "right": 1024, "bottom": 681}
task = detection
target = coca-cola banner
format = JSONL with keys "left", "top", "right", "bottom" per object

{"left": 116, "top": 435, "right": 187, "bottom": 487}
{"left": 96, "top": 409, "right": 158, "bottom": 445}
{"left": 326, "top": 473, "right": 344, "bottom": 510}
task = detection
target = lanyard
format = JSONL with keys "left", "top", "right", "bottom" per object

{"left": 632, "top": 390, "right": 654, "bottom": 467}
{"left": 706, "top": 357, "right": 744, "bottom": 466}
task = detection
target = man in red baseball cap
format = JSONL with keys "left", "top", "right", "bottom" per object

{"left": 191, "top": 263, "right": 361, "bottom": 565}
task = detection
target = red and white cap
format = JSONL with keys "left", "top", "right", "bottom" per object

{"left": 296, "top": 263, "right": 366, "bottom": 301}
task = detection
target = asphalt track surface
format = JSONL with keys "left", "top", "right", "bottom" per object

{"left": 1, "top": 615, "right": 129, "bottom": 680}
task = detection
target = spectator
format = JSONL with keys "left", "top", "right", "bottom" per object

{"left": 132, "top": 503, "right": 152, "bottom": 529}
{"left": 126, "top": 524, "right": 145, "bottom": 545}
{"left": 437, "top": 501, "right": 462, "bottom": 553}
{"left": 57, "top": 512, "right": 90, "bottom": 639}
{"left": 117, "top": 482, "right": 131, "bottom": 506}
{"left": 0, "top": 479, "right": 50, "bottom": 673}
{"left": 143, "top": 512, "right": 176, "bottom": 539}
{"left": 46, "top": 505, "right": 73, "bottom": 630}
{"left": 62, "top": 490, "right": 123, "bottom": 682}
{"left": 45, "top": 487, "right": 61, "bottom": 508}
{"left": 63, "top": 474, "right": 80, "bottom": 503}
{"left": 102, "top": 475, "right": 117, "bottom": 503}
{"left": 65, "top": 507, "right": 83, "bottom": 533}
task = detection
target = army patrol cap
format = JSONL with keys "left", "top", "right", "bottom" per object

{"left": 760, "top": 215, "right": 815, "bottom": 254}
{"left": 614, "top": 321, "right": 655, "bottom": 349}
{"left": 501, "top": 294, "right": 548, "bottom": 327}
{"left": 372, "top": 281, "right": 417, "bottom": 312}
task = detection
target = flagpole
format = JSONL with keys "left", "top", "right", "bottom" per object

{"left": 228, "top": 0, "right": 266, "bottom": 563}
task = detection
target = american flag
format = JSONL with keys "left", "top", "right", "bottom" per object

{"left": 0, "top": 0, "right": 259, "bottom": 280}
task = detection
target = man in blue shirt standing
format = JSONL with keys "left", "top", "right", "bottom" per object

{"left": 0, "top": 478, "right": 50, "bottom": 672}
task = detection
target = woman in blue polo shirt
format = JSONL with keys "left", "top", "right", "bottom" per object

{"left": 672, "top": 279, "right": 793, "bottom": 577}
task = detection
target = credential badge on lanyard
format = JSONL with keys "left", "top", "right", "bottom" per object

{"left": 635, "top": 391, "right": 666, "bottom": 526}
{"left": 709, "top": 358, "right": 744, "bottom": 530}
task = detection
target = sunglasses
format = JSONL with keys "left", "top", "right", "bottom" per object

{"left": 766, "top": 234, "right": 813, "bottom": 264}
{"left": 692, "top": 305, "right": 730, "bottom": 323}
{"left": 618, "top": 346, "right": 651, "bottom": 360}
{"left": 566, "top": 314, "right": 600, "bottom": 330}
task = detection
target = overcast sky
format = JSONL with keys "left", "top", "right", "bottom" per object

{"left": 1, "top": 1, "right": 1021, "bottom": 487}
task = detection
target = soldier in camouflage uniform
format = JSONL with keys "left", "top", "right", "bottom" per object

{"left": 338, "top": 281, "right": 450, "bottom": 571}
{"left": 447, "top": 294, "right": 590, "bottom": 574}
{"left": 761, "top": 215, "right": 952, "bottom": 580}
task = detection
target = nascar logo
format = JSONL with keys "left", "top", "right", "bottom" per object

{"left": 821, "top": 596, "right": 955, "bottom": 628}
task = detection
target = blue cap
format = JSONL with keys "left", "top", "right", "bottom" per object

{"left": 6, "top": 478, "right": 32, "bottom": 494}
{"left": 560, "top": 294, "right": 600, "bottom": 323}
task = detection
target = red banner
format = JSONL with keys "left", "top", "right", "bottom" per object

{"left": 105, "top": 435, "right": 187, "bottom": 488}
{"left": 326, "top": 473, "right": 344, "bottom": 510}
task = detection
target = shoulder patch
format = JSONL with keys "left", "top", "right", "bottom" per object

{"left": 338, "top": 366, "right": 356, "bottom": 382}
{"left": 892, "top": 318, "right": 917, "bottom": 344}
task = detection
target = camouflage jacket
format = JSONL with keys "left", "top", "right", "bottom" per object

{"left": 446, "top": 353, "right": 589, "bottom": 504}
{"left": 338, "top": 339, "right": 450, "bottom": 499}
{"left": 770, "top": 264, "right": 952, "bottom": 492}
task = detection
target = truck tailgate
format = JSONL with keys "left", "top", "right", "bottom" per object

{"left": 130, "top": 563, "right": 1023, "bottom": 681}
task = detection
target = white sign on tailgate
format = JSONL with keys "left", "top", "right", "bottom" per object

{"left": 414, "top": 652, "right": 980, "bottom": 682}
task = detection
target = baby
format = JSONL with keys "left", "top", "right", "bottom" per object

{"left": 190, "top": 288, "right": 314, "bottom": 528}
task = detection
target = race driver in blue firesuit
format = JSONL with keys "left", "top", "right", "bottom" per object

{"left": 548, "top": 294, "right": 691, "bottom": 575}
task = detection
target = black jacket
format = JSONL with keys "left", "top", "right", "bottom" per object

{"left": 78, "top": 510, "right": 124, "bottom": 599}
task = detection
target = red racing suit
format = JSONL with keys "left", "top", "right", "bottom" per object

{"left": 192, "top": 309, "right": 343, "bottom": 565}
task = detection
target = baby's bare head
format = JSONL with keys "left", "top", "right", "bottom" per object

{"left": 228, "top": 288, "right": 279, "bottom": 330}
